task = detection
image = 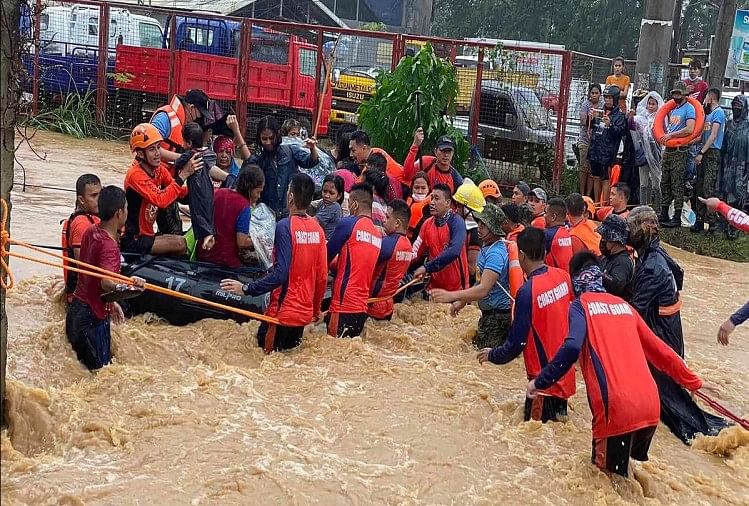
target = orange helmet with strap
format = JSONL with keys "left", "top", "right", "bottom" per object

{"left": 479, "top": 179, "right": 500, "bottom": 199}
{"left": 130, "top": 123, "right": 163, "bottom": 153}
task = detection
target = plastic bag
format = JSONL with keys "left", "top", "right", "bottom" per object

{"left": 667, "top": 200, "right": 696, "bottom": 227}
{"left": 282, "top": 137, "right": 336, "bottom": 190}
{"left": 250, "top": 203, "right": 276, "bottom": 269}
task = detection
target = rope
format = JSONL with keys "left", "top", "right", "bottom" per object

{"left": 694, "top": 391, "right": 749, "bottom": 431}
{"left": 0, "top": 199, "right": 279, "bottom": 325}
{"left": 367, "top": 276, "right": 424, "bottom": 304}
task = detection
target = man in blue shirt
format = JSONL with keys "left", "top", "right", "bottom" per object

{"left": 658, "top": 81, "right": 696, "bottom": 228}
{"left": 431, "top": 203, "right": 511, "bottom": 349}
{"left": 691, "top": 87, "right": 726, "bottom": 233}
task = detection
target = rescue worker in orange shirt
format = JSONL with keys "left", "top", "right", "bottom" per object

{"left": 403, "top": 129, "right": 464, "bottom": 193}
{"left": 565, "top": 193, "right": 601, "bottom": 255}
{"left": 596, "top": 183, "right": 631, "bottom": 221}
{"left": 151, "top": 89, "right": 211, "bottom": 164}
{"left": 327, "top": 183, "right": 383, "bottom": 338}
{"left": 412, "top": 184, "right": 469, "bottom": 292}
{"left": 368, "top": 199, "right": 413, "bottom": 321}
{"left": 529, "top": 252, "right": 706, "bottom": 478}
{"left": 453, "top": 179, "right": 486, "bottom": 285}
{"left": 221, "top": 174, "right": 327, "bottom": 353}
{"left": 348, "top": 130, "right": 406, "bottom": 194}
{"left": 529, "top": 187, "right": 548, "bottom": 228}
{"left": 543, "top": 198, "right": 573, "bottom": 272}
{"left": 61, "top": 174, "right": 102, "bottom": 302}
{"left": 122, "top": 123, "right": 200, "bottom": 256}
{"left": 499, "top": 203, "right": 525, "bottom": 242}
{"left": 477, "top": 226, "right": 576, "bottom": 423}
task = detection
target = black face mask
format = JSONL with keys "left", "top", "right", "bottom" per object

{"left": 673, "top": 96, "right": 685, "bottom": 105}
{"left": 599, "top": 239, "right": 611, "bottom": 257}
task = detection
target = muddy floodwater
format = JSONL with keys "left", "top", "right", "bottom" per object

{"left": 1, "top": 131, "right": 748, "bottom": 505}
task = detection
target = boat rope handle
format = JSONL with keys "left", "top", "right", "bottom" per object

{"left": 0, "top": 199, "right": 280, "bottom": 325}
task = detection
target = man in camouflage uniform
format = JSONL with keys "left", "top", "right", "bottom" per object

{"left": 430, "top": 204, "right": 512, "bottom": 349}
{"left": 691, "top": 87, "right": 726, "bottom": 233}
{"left": 659, "top": 81, "right": 697, "bottom": 228}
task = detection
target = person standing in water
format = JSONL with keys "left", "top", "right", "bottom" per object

{"left": 477, "top": 226, "right": 576, "bottom": 423}
{"left": 62, "top": 174, "right": 101, "bottom": 301}
{"left": 626, "top": 206, "right": 728, "bottom": 442}
{"left": 326, "top": 183, "right": 383, "bottom": 338}
{"left": 529, "top": 252, "right": 706, "bottom": 478}
{"left": 221, "top": 174, "right": 327, "bottom": 353}
{"left": 66, "top": 186, "right": 145, "bottom": 370}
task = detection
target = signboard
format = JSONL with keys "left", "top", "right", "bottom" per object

{"left": 726, "top": 9, "right": 749, "bottom": 80}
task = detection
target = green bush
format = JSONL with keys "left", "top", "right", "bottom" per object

{"left": 358, "top": 43, "right": 469, "bottom": 171}
{"left": 28, "top": 91, "right": 112, "bottom": 139}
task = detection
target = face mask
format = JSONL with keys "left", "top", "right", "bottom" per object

{"left": 412, "top": 193, "right": 428, "bottom": 202}
{"left": 673, "top": 96, "right": 685, "bottom": 105}
{"left": 599, "top": 239, "right": 610, "bottom": 256}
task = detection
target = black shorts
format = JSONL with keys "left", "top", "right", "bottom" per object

{"left": 257, "top": 322, "right": 304, "bottom": 353}
{"left": 65, "top": 298, "right": 112, "bottom": 370}
{"left": 326, "top": 312, "right": 368, "bottom": 338}
{"left": 591, "top": 426, "right": 657, "bottom": 477}
{"left": 590, "top": 162, "right": 610, "bottom": 180}
{"left": 524, "top": 395, "right": 568, "bottom": 423}
{"left": 120, "top": 234, "right": 155, "bottom": 255}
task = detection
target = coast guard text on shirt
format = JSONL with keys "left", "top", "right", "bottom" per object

{"left": 587, "top": 301, "right": 634, "bottom": 316}
{"left": 295, "top": 230, "right": 322, "bottom": 244}
{"left": 537, "top": 280, "right": 569, "bottom": 309}
{"left": 356, "top": 229, "right": 383, "bottom": 248}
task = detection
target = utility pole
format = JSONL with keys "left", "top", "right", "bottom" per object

{"left": 707, "top": 0, "right": 738, "bottom": 89}
{"left": 635, "top": 0, "right": 676, "bottom": 97}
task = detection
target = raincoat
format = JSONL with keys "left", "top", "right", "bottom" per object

{"left": 631, "top": 91, "right": 664, "bottom": 171}
{"left": 718, "top": 95, "right": 749, "bottom": 205}
{"left": 631, "top": 238, "right": 728, "bottom": 443}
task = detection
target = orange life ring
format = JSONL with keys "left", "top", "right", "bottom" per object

{"left": 652, "top": 97, "right": 705, "bottom": 148}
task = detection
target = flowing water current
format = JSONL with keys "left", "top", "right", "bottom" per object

{"left": 1, "top": 131, "right": 748, "bottom": 505}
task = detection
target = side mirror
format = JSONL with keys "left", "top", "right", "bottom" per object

{"left": 505, "top": 113, "right": 517, "bottom": 129}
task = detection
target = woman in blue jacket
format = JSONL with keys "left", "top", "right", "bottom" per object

{"left": 244, "top": 116, "right": 319, "bottom": 219}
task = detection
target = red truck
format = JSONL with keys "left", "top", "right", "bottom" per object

{"left": 115, "top": 16, "right": 331, "bottom": 135}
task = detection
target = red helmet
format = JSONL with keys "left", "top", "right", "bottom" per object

{"left": 130, "top": 123, "right": 163, "bottom": 152}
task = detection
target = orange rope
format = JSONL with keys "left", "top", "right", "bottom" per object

{"left": 367, "top": 276, "right": 424, "bottom": 304}
{"left": 0, "top": 199, "right": 279, "bottom": 325}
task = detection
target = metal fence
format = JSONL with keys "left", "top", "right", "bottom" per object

{"left": 21, "top": 0, "right": 585, "bottom": 190}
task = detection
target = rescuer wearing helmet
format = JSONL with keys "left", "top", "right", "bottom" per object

{"left": 453, "top": 179, "right": 486, "bottom": 285}
{"left": 587, "top": 85, "right": 626, "bottom": 205}
{"left": 122, "top": 123, "right": 200, "bottom": 256}
{"left": 479, "top": 179, "right": 501, "bottom": 205}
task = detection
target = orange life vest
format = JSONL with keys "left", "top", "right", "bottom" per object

{"left": 506, "top": 240, "right": 524, "bottom": 300}
{"left": 151, "top": 95, "right": 186, "bottom": 153}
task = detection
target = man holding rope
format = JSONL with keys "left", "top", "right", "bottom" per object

{"left": 66, "top": 186, "right": 145, "bottom": 370}
{"left": 220, "top": 174, "right": 327, "bottom": 353}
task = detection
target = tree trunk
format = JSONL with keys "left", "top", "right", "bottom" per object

{"left": 635, "top": 0, "right": 677, "bottom": 97}
{"left": 707, "top": 0, "right": 738, "bottom": 88}
{"left": 0, "top": 0, "right": 20, "bottom": 427}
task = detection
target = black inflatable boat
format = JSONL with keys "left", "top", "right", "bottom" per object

{"left": 120, "top": 255, "right": 268, "bottom": 326}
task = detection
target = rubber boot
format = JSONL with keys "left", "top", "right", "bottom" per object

{"left": 690, "top": 219, "right": 704, "bottom": 233}
{"left": 662, "top": 211, "right": 681, "bottom": 229}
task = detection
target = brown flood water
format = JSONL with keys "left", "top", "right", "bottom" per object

{"left": 1, "top": 131, "right": 748, "bottom": 505}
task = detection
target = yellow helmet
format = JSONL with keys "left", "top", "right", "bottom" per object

{"left": 453, "top": 179, "right": 485, "bottom": 213}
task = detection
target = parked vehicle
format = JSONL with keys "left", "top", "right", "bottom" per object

{"left": 114, "top": 16, "right": 332, "bottom": 135}
{"left": 22, "top": 4, "right": 162, "bottom": 94}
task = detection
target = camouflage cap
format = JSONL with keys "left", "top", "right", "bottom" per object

{"left": 474, "top": 203, "right": 507, "bottom": 237}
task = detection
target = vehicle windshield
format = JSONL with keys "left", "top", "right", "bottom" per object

{"left": 516, "top": 88, "right": 549, "bottom": 130}
{"left": 332, "top": 36, "right": 390, "bottom": 73}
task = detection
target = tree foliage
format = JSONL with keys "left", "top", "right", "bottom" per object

{"left": 358, "top": 43, "right": 469, "bottom": 170}
{"left": 433, "top": 0, "right": 749, "bottom": 58}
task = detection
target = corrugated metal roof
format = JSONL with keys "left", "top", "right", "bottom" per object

{"left": 113, "top": 0, "right": 347, "bottom": 26}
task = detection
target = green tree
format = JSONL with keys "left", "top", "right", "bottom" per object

{"left": 358, "top": 43, "right": 469, "bottom": 171}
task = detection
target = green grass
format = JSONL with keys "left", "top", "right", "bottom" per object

{"left": 660, "top": 227, "right": 749, "bottom": 263}
{"left": 27, "top": 91, "right": 114, "bottom": 139}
